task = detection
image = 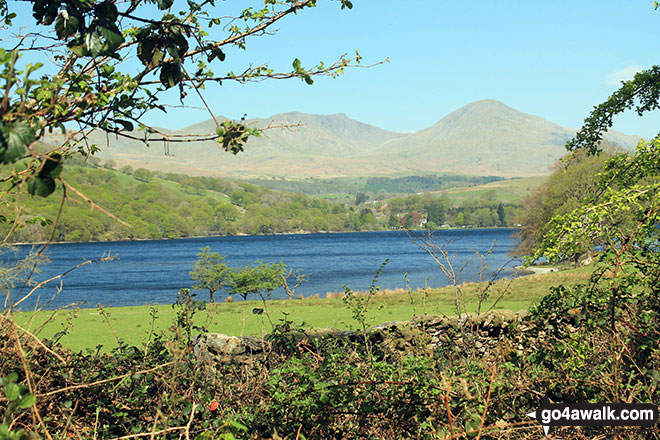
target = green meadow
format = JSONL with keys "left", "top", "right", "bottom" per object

{"left": 13, "top": 266, "right": 591, "bottom": 352}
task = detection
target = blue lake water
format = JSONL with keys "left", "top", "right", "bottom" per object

{"left": 8, "top": 229, "right": 521, "bottom": 310}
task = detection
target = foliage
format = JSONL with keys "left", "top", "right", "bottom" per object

{"left": 0, "top": 374, "right": 35, "bottom": 440}
{"left": 0, "top": 162, "right": 523, "bottom": 244}
{"left": 172, "top": 288, "right": 207, "bottom": 345}
{"left": 514, "top": 146, "right": 616, "bottom": 258}
{"left": 517, "top": 32, "right": 660, "bottom": 438}
{"left": 0, "top": 163, "right": 384, "bottom": 242}
{"left": 190, "top": 247, "right": 231, "bottom": 302}
{"left": 341, "top": 259, "right": 387, "bottom": 333}
{"left": 229, "top": 261, "right": 287, "bottom": 301}
{"left": 4, "top": 274, "right": 658, "bottom": 439}
{"left": 385, "top": 193, "right": 520, "bottom": 228}
{"left": 567, "top": 64, "right": 660, "bottom": 154}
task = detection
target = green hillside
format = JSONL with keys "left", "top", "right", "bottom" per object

{"left": 438, "top": 176, "right": 547, "bottom": 203}
{"left": 0, "top": 161, "right": 378, "bottom": 243}
{"left": 1, "top": 160, "right": 540, "bottom": 244}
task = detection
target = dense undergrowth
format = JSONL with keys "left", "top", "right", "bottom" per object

{"left": 1, "top": 262, "right": 658, "bottom": 439}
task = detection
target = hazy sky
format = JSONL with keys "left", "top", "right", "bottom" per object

{"left": 9, "top": 1, "right": 660, "bottom": 137}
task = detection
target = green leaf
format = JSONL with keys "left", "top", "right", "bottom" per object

{"left": 0, "top": 122, "right": 35, "bottom": 164}
{"left": 159, "top": 62, "right": 182, "bottom": 88}
{"left": 17, "top": 393, "right": 36, "bottom": 409}
{"left": 27, "top": 176, "right": 56, "bottom": 197}
{"left": 208, "top": 47, "right": 225, "bottom": 62}
{"left": 67, "top": 41, "right": 86, "bottom": 57}
{"left": 158, "top": 0, "right": 174, "bottom": 10}
{"left": 94, "top": 0, "right": 119, "bottom": 21}
{"left": 55, "top": 9, "right": 79, "bottom": 39}
{"left": 292, "top": 58, "right": 301, "bottom": 71}
{"left": 113, "top": 119, "right": 134, "bottom": 131}
{"left": 98, "top": 24, "right": 124, "bottom": 51}
{"left": 5, "top": 373, "right": 18, "bottom": 384}
{"left": 40, "top": 153, "right": 63, "bottom": 178}
{"left": 137, "top": 37, "right": 163, "bottom": 67}
{"left": 84, "top": 31, "right": 104, "bottom": 57}
{"left": 227, "top": 420, "right": 248, "bottom": 431}
{"left": 652, "top": 370, "right": 660, "bottom": 382}
{"left": 5, "top": 382, "right": 19, "bottom": 401}
{"left": 304, "top": 75, "right": 313, "bottom": 85}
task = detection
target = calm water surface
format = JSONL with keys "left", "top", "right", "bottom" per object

{"left": 9, "top": 229, "right": 521, "bottom": 310}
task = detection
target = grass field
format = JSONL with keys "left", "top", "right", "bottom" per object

{"left": 438, "top": 176, "right": 547, "bottom": 203}
{"left": 12, "top": 265, "right": 591, "bottom": 352}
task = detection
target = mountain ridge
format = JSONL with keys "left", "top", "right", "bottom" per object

{"left": 82, "top": 99, "right": 643, "bottom": 178}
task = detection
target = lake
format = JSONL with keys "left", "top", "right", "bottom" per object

{"left": 8, "top": 229, "right": 521, "bottom": 310}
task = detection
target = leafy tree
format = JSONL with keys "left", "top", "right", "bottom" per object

{"left": 473, "top": 207, "right": 495, "bottom": 227}
{"left": 425, "top": 198, "right": 449, "bottom": 225}
{"left": 189, "top": 246, "right": 231, "bottom": 302}
{"left": 133, "top": 168, "right": 153, "bottom": 183}
{"left": 404, "top": 210, "right": 413, "bottom": 229}
{"left": 496, "top": 203, "right": 505, "bottom": 226}
{"left": 514, "top": 147, "right": 615, "bottom": 258}
{"left": 229, "top": 261, "right": 286, "bottom": 300}
{"left": 354, "top": 192, "right": 367, "bottom": 205}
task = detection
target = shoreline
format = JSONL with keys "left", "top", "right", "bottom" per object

{"left": 10, "top": 226, "right": 520, "bottom": 247}
{"left": 11, "top": 264, "right": 561, "bottom": 314}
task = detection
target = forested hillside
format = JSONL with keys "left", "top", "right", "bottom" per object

{"left": 1, "top": 160, "right": 524, "bottom": 243}
{"left": 1, "top": 161, "right": 369, "bottom": 242}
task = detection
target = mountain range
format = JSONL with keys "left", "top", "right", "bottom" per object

{"left": 75, "top": 99, "right": 643, "bottom": 178}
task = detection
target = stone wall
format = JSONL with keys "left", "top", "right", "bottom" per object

{"left": 193, "top": 310, "right": 530, "bottom": 364}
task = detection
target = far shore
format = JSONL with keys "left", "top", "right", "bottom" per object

{"left": 9, "top": 226, "right": 520, "bottom": 247}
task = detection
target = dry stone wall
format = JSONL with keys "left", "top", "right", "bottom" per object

{"left": 194, "top": 310, "right": 532, "bottom": 365}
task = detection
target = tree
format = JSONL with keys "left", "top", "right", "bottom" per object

{"left": 354, "top": 192, "right": 367, "bottom": 205}
{"left": 0, "top": 0, "right": 367, "bottom": 236}
{"left": 425, "top": 198, "right": 448, "bottom": 225}
{"left": 496, "top": 203, "right": 505, "bottom": 226}
{"left": 133, "top": 168, "right": 153, "bottom": 183}
{"left": 454, "top": 211, "right": 465, "bottom": 226}
{"left": 189, "top": 246, "right": 231, "bottom": 302}
{"left": 229, "top": 261, "right": 286, "bottom": 301}
{"left": 514, "top": 147, "right": 615, "bottom": 258}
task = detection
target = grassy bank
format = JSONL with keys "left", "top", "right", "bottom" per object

{"left": 12, "top": 266, "right": 592, "bottom": 352}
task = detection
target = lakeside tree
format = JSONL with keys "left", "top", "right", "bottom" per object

{"left": 189, "top": 246, "right": 231, "bottom": 302}
{"left": 229, "top": 261, "right": 287, "bottom": 300}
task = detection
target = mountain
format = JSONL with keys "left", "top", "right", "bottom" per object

{"left": 70, "top": 100, "right": 643, "bottom": 178}
{"left": 373, "top": 99, "right": 642, "bottom": 176}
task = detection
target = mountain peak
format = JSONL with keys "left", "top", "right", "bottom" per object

{"left": 455, "top": 99, "right": 520, "bottom": 115}
{"left": 93, "top": 100, "right": 643, "bottom": 179}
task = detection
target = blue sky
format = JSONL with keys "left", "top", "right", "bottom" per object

{"left": 7, "top": 0, "right": 660, "bottom": 137}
